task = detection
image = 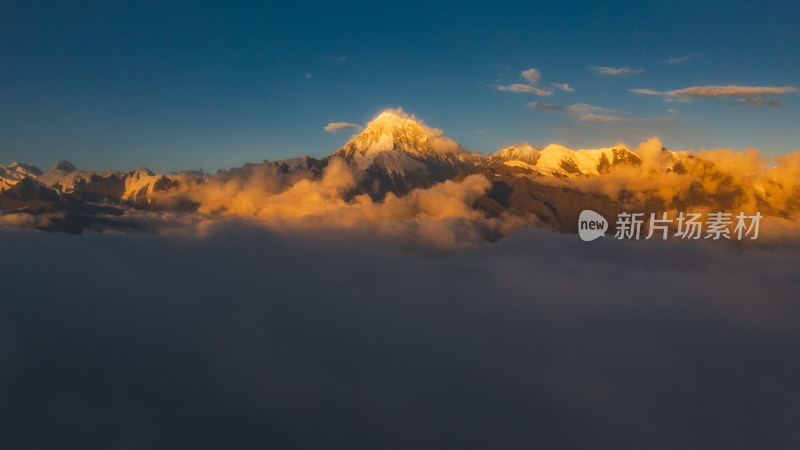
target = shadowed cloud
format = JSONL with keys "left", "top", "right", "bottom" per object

{"left": 1, "top": 227, "right": 800, "bottom": 449}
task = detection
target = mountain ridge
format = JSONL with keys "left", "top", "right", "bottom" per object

{"left": 0, "top": 110, "right": 661, "bottom": 200}
{"left": 2, "top": 108, "right": 798, "bottom": 237}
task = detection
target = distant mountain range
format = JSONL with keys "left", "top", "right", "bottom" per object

{"left": 2, "top": 110, "right": 798, "bottom": 236}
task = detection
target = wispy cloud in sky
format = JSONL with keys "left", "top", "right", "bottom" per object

{"left": 588, "top": 66, "right": 644, "bottom": 76}
{"left": 733, "top": 97, "right": 786, "bottom": 107}
{"left": 529, "top": 102, "right": 621, "bottom": 121}
{"left": 549, "top": 82, "right": 574, "bottom": 92}
{"left": 528, "top": 102, "right": 566, "bottom": 111}
{"left": 496, "top": 68, "right": 570, "bottom": 96}
{"left": 323, "top": 54, "right": 348, "bottom": 62}
{"left": 667, "top": 53, "right": 703, "bottom": 64}
{"left": 568, "top": 103, "right": 622, "bottom": 121}
{"left": 324, "top": 122, "right": 363, "bottom": 133}
{"left": 630, "top": 88, "right": 663, "bottom": 95}
{"left": 497, "top": 83, "right": 552, "bottom": 95}
{"left": 631, "top": 85, "right": 797, "bottom": 105}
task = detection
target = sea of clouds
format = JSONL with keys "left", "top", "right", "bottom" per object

{"left": 1, "top": 224, "right": 799, "bottom": 449}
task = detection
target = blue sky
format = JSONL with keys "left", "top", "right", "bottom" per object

{"left": 1, "top": 0, "right": 798, "bottom": 173}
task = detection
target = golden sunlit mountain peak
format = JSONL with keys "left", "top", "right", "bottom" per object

{"left": 335, "top": 108, "right": 461, "bottom": 161}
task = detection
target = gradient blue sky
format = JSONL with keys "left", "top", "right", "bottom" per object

{"left": 1, "top": 0, "right": 798, "bottom": 173}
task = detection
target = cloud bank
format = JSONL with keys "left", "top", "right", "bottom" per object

{"left": 5, "top": 132, "right": 796, "bottom": 249}
{"left": 1, "top": 226, "right": 800, "bottom": 449}
{"left": 135, "top": 134, "right": 800, "bottom": 249}
{"left": 148, "top": 158, "right": 521, "bottom": 249}
{"left": 532, "top": 137, "right": 800, "bottom": 240}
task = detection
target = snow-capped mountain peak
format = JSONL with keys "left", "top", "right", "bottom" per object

{"left": 0, "top": 162, "right": 44, "bottom": 190}
{"left": 336, "top": 110, "right": 437, "bottom": 160}
{"left": 491, "top": 143, "right": 542, "bottom": 165}
{"left": 52, "top": 160, "right": 78, "bottom": 172}
{"left": 333, "top": 108, "right": 465, "bottom": 164}
{"left": 328, "top": 109, "right": 477, "bottom": 196}
{"left": 7, "top": 162, "right": 44, "bottom": 176}
{"left": 37, "top": 160, "right": 83, "bottom": 187}
{"left": 496, "top": 144, "right": 645, "bottom": 177}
